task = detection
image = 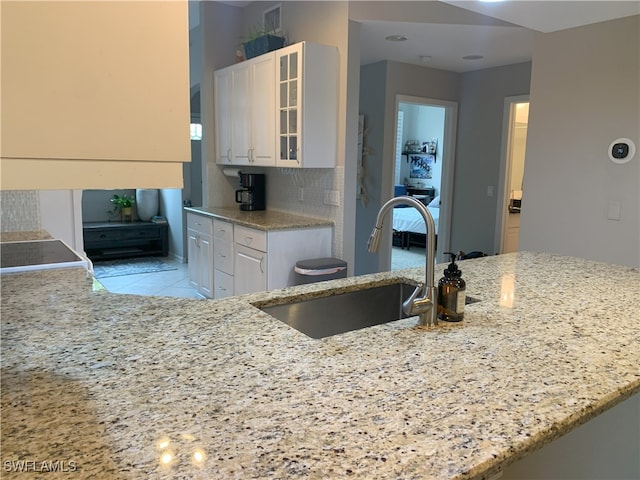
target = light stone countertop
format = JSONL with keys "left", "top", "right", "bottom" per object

{"left": 1, "top": 252, "right": 639, "bottom": 479}
{"left": 184, "top": 206, "right": 334, "bottom": 231}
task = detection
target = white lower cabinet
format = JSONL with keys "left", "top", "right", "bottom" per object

{"left": 214, "top": 269, "right": 234, "bottom": 299}
{"left": 188, "top": 211, "right": 333, "bottom": 298}
{"left": 234, "top": 243, "right": 267, "bottom": 296}
{"left": 187, "top": 213, "right": 214, "bottom": 298}
{"left": 213, "top": 219, "right": 234, "bottom": 299}
{"left": 234, "top": 224, "right": 332, "bottom": 296}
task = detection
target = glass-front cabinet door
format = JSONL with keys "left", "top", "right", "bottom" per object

{"left": 275, "top": 41, "right": 337, "bottom": 168}
{"left": 277, "top": 46, "right": 301, "bottom": 166}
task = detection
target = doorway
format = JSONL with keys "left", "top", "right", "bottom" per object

{"left": 496, "top": 96, "right": 529, "bottom": 254}
{"left": 388, "top": 95, "right": 458, "bottom": 269}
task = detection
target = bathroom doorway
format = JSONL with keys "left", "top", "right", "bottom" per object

{"left": 495, "top": 96, "right": 529, "bottom": 254}
{"left": 389, "top": 95, "right": 458, "bottom": 269}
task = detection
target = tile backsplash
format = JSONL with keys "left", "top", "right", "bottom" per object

{"left": 1, "top": 190, "right": 41, "bottom": 232}
{"left": 265, "top": 167, "right": 345, "bottom": 259}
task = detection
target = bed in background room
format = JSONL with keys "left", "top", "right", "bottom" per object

{"left": 392, "top": 194, "right": 440, "bottom": 249}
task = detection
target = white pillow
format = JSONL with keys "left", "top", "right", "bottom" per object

{"left": 428, "top": 195, "right": 440, "bottom": 208}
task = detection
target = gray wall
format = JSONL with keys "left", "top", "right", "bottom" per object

{"left": 520, "top": 15, "right": 639, "bottom": 267}
{"left": 356, "top": 61, "right": 388, "bottom": 275}
{"left": 355, "top": 60, "right": 529, "bottom": 274}
{"left": 453, "top": 62, "right": 532, "bottom": 255}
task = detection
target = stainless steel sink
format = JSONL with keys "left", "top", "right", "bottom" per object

{"left": 258, "top": 281, "right": 418, "bottom": 339}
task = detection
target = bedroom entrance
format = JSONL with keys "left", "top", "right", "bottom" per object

{"left": 390, "top": 95, "right": 458, "bottom": 269}
{"left": 495, "top": 96, "right": 529, "bottom": 254}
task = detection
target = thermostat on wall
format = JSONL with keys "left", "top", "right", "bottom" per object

{"left": 608, "top": 138, "right": 636, "bottom": 164}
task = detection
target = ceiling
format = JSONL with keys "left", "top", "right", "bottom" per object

{"left": 359, "top": 1, "right": 640, "bottom": 72}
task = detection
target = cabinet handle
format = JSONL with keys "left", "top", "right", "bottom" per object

{"left": 259, "top": 256, "right": 264, "bottom": 274}
{"left": 227, "top": 149, "right": 232, "bottom": 161}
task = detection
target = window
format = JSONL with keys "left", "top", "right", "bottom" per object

{"left": 190, "top": 123, "right": 202, "bottom": 141}
{"left": 264, "top": 4, "right": 281, "bottom": 33}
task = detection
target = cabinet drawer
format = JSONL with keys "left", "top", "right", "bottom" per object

{"left": 214, "top": 269, "right": 234, "bottom": 299}
{"left": 187, "top": 213, "right": 213, "bottom": 235}
{"left": 84, "top": 229, "right": 122, "bottom": 243}
{"left": 213, "top": 220, "right": 233, "bottom": 242}
{"left": 234, "top": 225, "right": 266, "bottom": 252}
{"left": 214, "top": 239, "right": 234, "bottom": 275}
{"left": 121, "top": 226, "right": 160, "bottom": 240}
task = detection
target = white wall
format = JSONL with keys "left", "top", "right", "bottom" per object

{"left": 159, "top": 188, "right": 185, "bottom": 262}
{"left": 520, "top": 16, "right": 639, "bottom": 267}
{"left": 399, "top": 103, "right": 444, "bottom": 193}
{"left": 39, "top": 190, "right": 83, "bottom": 251}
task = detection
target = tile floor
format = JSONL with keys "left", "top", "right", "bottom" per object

{"left": 94, "top": 257, "right": 203, "bottom": 299}
{"left": 391, "top": 246, "right": 425, "bottom": 270}
{"left": 95, "top": 249, "right": 422, "bottom": 299}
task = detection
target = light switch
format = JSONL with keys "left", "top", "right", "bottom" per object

{"left": 607, "top": 200, "right": 621, "bottom": 221}
{"left": 324, "top": 190, "right": 341, "bottom": 206}
{"left": 487, "top": 185, "right": 494, "bottom": 197}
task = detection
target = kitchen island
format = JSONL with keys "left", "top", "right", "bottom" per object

{"left": 1, "top": 252, "right": 638, "bottom": 479}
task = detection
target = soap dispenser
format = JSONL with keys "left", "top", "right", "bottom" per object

{"left": 438, "top": 252, "right": 466, "bottom": 322}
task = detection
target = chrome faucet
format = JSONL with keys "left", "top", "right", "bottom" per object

{"left": 367, "top": 196, "right": 438, "bottom": 327}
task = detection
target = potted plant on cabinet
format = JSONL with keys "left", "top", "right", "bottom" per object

{"left": 110, "top": 194, "right": 135, "bottom": 223}
{"left": 242, "top": 25, "right": 286, "bottom": 59}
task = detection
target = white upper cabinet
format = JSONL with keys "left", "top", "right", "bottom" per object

{"left": 214, "top": 68, "right": 233, "bottom": 164}
{"left": 275, "top": 42, "right": 338, "bottom": 168}
{"left": 215, "top": 53, "right": 276, "bottom": 166}
{"left": 0, "top": 1, "right": 191, "bottom": 190}
{"left": 214, "top": 41, "right": 337, "bottom": 169}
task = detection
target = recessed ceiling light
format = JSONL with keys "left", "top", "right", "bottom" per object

{"left": 385, "top": 35, "right": 408, "bottom": 42}
{"left": 463, "top": 55, "right": 484, "bottom": 60}
{"left": 419, "top": 55, "right": 432, "bottom": 62}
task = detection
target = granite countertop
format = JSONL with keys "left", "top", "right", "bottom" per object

{"left": 1, "top": 252, "right": 639, "bottom": 479}
{"left": 0, "top": 230, "right": 53, "bottom": 242}
{"left": 184, "top": 206, "right": 334, "bottom": 231}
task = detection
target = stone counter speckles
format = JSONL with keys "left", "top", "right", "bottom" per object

{"left": 1, "top": 253, "right": 639, "bottom": 480}
{"left": 0, "top": 230, "right": 52, "bottom": 242}
{"left": 184, "top": 206, "right": 333, "bottom": 231}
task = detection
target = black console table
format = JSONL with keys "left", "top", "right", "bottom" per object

{"left": 83, "top": 221, "right": 168, "bottom": 261}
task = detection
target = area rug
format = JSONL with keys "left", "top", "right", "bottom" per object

{"left": 92, "top": 257, "right": 177, "bottom": 279}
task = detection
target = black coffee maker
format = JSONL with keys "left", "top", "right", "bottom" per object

{"left": 235, "top": 173, "right": 266, "bottom": 211}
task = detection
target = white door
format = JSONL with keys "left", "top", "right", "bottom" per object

{"left": 214, "top": 68, "right": 233, "bottom": 164}
{"left": 231, "top": 63, "right": 251, "bottom": 164}
{"left": 198, "top": 233, "right": 213, "bottom": 297}
{"left": 187, "top": 229, "right": 199, "bottom": 289}
{"left": 250, "top": 54, "right": 276, "bottom": 165}
{"left": 496, "top": 96, "right": 529, "bottom": 254}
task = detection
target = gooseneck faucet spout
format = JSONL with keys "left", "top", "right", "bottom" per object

{"left": 367, "top": 196, "right": 438, "bottom": 327}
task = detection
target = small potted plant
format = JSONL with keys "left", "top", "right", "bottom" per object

{"left": 242, "top": 24, "right": 286, "bottom": 59}
{"left": 110, "top": 194, "right": 135, "bottom": 223}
